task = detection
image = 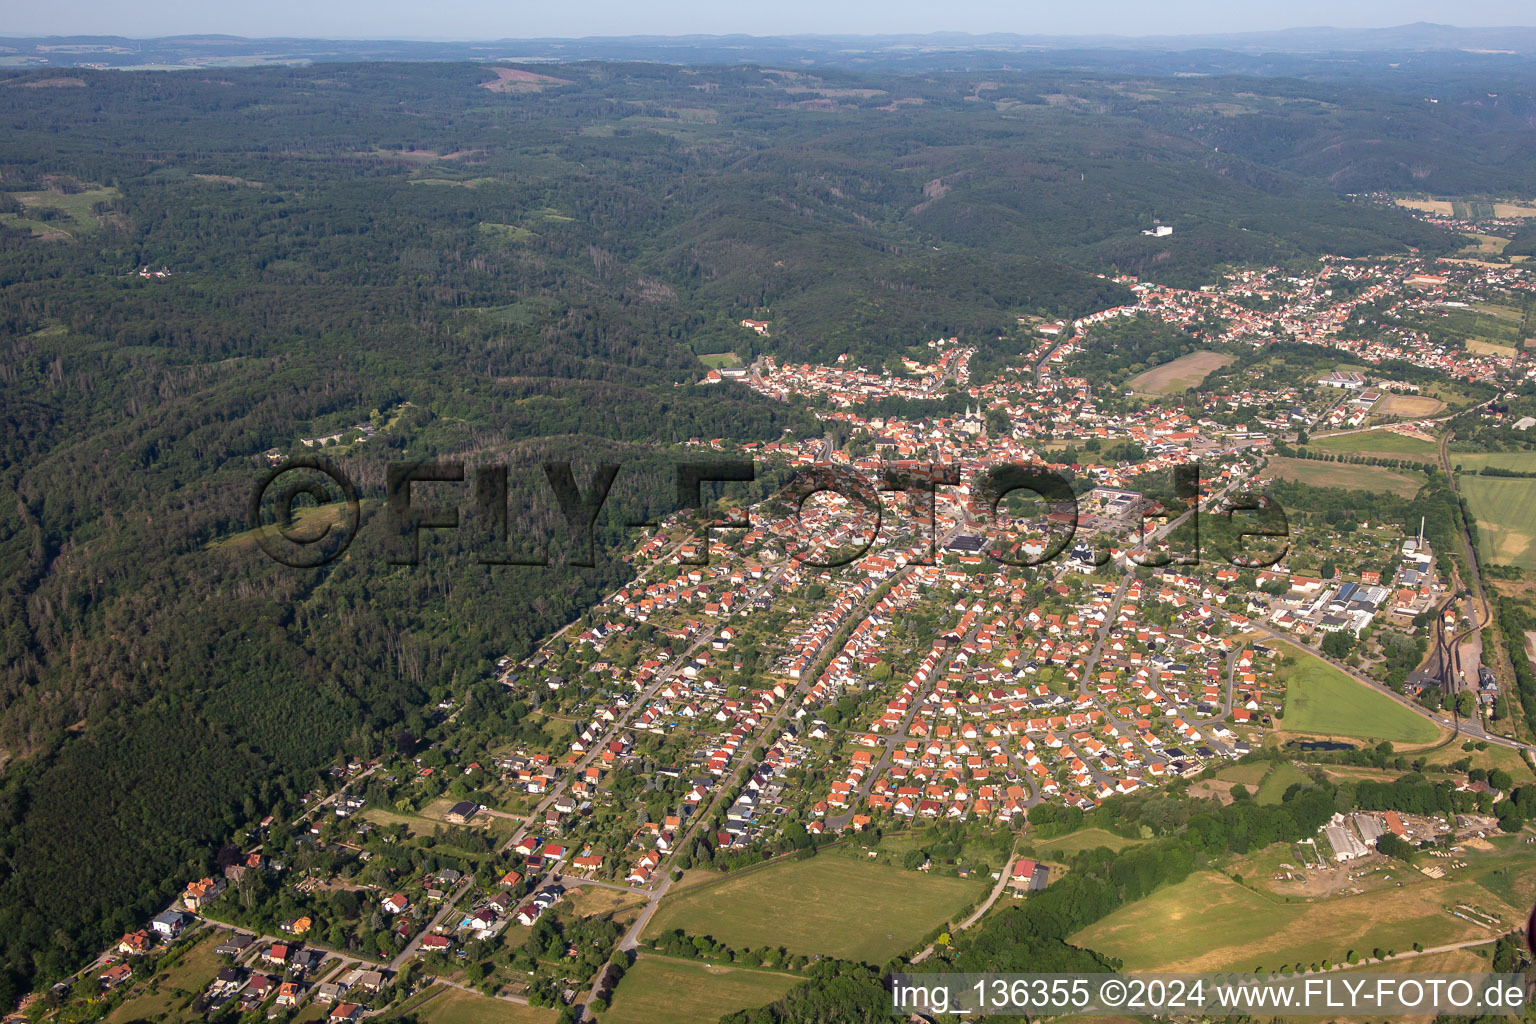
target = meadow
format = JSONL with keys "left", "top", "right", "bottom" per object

{"left": 1275, "top": 642, "right": 1440, "bottom": 744}
{"left": 603, "top": 956, "right": 800, "bottom": 1024}
{"left": 642, "top": 854, "right": 986, "bottom": 964}
{"left": 1031, "top": 827, "right": 1145, "bottom": 856}
{"left": 1307, "top": 430, "right": 1438, "bottom": 462}
{"left": 1125, "top": 351, "right": 1234, "bottom": 395}
{"left": 1070, "top": 869, "right": 1513, "bottom": 973}
{"left": 1265, "top": 457, "right": 1424, "bottom": 499}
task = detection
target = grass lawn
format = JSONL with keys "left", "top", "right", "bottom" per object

{"left": 105, "top": 930, "right": 227, "bottom": 1024}
{"left": 384, "top": 985, "right": 557, "bottom": 1024}
{"left": 604, "top": 956, "right": 799, "bottom": 1024}
{"left": 1460, "top": 475, "right": 1536, "bottom": 571}
{"left": 1071, "top": 870, "right": 1514, "bottom": 973}
{"left": 643, "top": 855, "right": 986, "bottom": 964}
{"left": 360, "top": 806, "right": 439, "bottom": 837}
{"left": 1125, "top": 351, "right": 1234, "bottom": 395}
{"left": 1032, "top": 827, "right": 1145, "bottom": 856}
{"left": 1265, "top": 457, "right": 1424, "bottom": 498}
{"left": 698, "top": 352, "right": 744, "bottom": 369}
{"left": 1275, "top": 642, "right": 1439, "bottom": 744}
{"left": 1255, "top": 761, "right": 1310, "bottom": 804}
{"left": 1307, "top": 431, "right": 1439, "bottom": 462}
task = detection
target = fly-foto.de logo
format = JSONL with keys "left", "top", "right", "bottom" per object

{"left": 247, "top": 457, "right": 1289, "bottom": 570}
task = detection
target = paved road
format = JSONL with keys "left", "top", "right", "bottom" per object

{"left": 389, "top": 874, "right": 476, "bottom": 971}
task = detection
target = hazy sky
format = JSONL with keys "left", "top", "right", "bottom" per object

{"left": 9, "top": 0, "right": 1535, "bottom": 40}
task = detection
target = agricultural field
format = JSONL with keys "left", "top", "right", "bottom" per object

{"left": 1306, "top": 430, "right": 1439, "bottom": 462}
{"left": 642, "top": 854, "right": 986, "bottom": 964}
{"left": 1274, "top": 643, "right": 1440, "bottom": 744}
{"left": 1395, "top": 198, "right": 1536, "bottom": 219}
{"left": 1466, "top": 340, "right": 1519, "bottom": 357}
{"left": 1265, "top": 457, "right": 1424, "bottom": 499}
{"left": 1460, "top": 475, "right": 1536, "bottom": 571}
{"left": 604, "top": 956, "right": 800, "bottom": 1024}
{"left": 1125, "top": 351, "right": 1235, "bottom": 395}
{"left": 1449, "top": 451, "right": 1536, "bottom": 473}
{"left": 1070, "top": 870, "right": 1516, "bottom": 973}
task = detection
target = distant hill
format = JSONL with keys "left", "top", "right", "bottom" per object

{"left": 4, "top": 24, "right": 1536, "bottom": 72}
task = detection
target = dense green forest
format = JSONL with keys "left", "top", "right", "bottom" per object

{"left": 0, "top": 55, "right": 1519, "bottom": 1003}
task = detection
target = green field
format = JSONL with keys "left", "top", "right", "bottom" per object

{"left": 105, "top": 930, "right": 226, "bottom": 1024}
{"left": 1451, "top": 451, "right": 1536, "bottom": 473}
{"left": 698, "top": 352, "right": 744, "bottom": 369}
{"left": 1124, "top": 351, "right": 1234, "bottom": 395}
{"left": 1266, "top": 457, "right": 1424, "bottom": 498}
{"left": 1254, "top": 761, "right": 1310, "bottom": 805}
{"left": 1, "top": 185, "right": 119, "bottom": 240}
{"left": 1307, "top": 431, "right": 1439, "bottom": 461}
{"left": 1460, "top": 475, "right": 1536, "bottom": 570}
{"left": 643, "top": 854, "right": 986, "bottom": 964}
{"left": 1275, "top": 642, "right": 1439, "bottom": 744}
{"left": 1032, "top": 827, "right": 1144, "bottom": 855}
{"left": 1071, "top": 870, "right": 1509, "bottom": 973}
{"left": 605, "top": 956, "right": 799, "bottom": 1024}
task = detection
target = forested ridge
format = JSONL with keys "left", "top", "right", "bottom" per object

{"left": 0, "top": 56, "right": 1510, "bottom": 1001}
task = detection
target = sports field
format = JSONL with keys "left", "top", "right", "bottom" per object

{"left": 1460, "top": 475, "right": 1536, "bottom": 570}
{"left": 1265, "top": 457, "right": 1423, "bottom": 498}
{"left": 1125, "top": 351, "right": 1234, "bottom": 395}
{"left": 642, "top": 854, "right": 986, "bottom": 963}
{"left": 1307, "top": 430, "right": 1438, "bottom": 461}
{"left": 1275, "top": 642, "right": 1439, "bottom": 744}
{"left": 604, "top": 956, "right": 799, "bottom": 1024}
{"left": 1375, "top": 394, "right": 1446, "bottom": 417}
{"left": 1071, "top": 870, "right": 1514, "bottom": 973}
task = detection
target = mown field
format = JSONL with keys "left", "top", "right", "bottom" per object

{"left": 1125, "top": 351, "right": 1234, "bottom": 395}
{"left": 642, "top": 854, "right": 987, "bottom": 964}
{"left": 604, "top": 956, "right": 800, "bottom": 1024}
{"left": 1460, "top": 475, "right": 1536, "bottom": 571}
{"left": 1275, "top": 642, "right": 1440, "bottom": 744}
{"left": 1265, "top": 457, "right": 1424, "bottom": 499}
{"left": 1307, "top": 430, "right": 1439, "bottom": 461}
{"left": 1070, "top": 869, "right": 1513, "bottom": 973}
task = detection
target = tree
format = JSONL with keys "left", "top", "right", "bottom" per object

{"left": 1320, "top": 631, "right": 1355, "bottom": 660}
{"left": 1454, "top": 691, "right": 1478, "bottom": 718}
